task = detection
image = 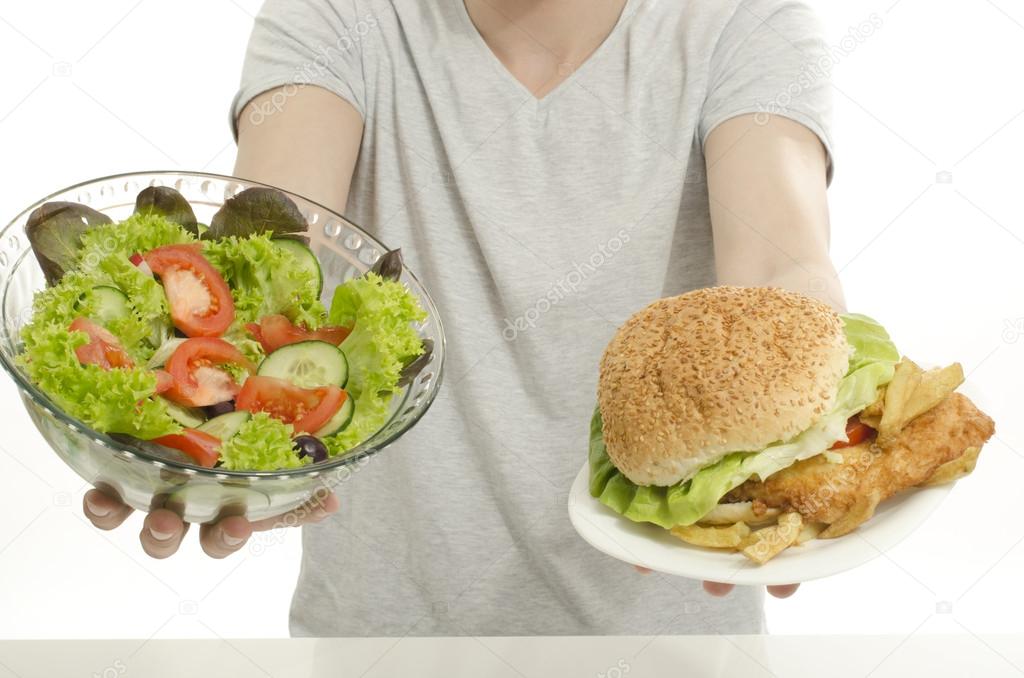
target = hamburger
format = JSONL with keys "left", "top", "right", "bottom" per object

{"left": 589, "top": 287, "right": 994, "bottom": 563}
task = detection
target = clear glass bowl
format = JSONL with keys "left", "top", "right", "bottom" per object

{"left": 0, "top": 171, "right": 445, "bottom": 523}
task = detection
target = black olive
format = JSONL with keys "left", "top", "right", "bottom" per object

{"left": 293, "top": 435, "right": 328, "bottom": 463}
{"left": 204, "top": 400, "right": 235, "bottom": 417}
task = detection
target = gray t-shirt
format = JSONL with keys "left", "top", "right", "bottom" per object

{"left": 232, "top": 0, "right": 833, "bottom": 636}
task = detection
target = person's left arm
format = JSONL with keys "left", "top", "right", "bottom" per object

{"left": 707, "top": 112, "right": 844, "bottom": 311}
{"left": 690, "top": 111, "right": 839, "bottom": 599}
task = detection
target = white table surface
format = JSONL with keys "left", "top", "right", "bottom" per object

{"left": 1, "top": 635, "right": 1022, "bottom": 678}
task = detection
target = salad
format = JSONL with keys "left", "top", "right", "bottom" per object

{"left": 18, "top": 185, "right": 428, "bottom": 471}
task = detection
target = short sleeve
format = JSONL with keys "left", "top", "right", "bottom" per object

{"left": 230, "top": 0, "right": 368, "bottom": 138}
{"left": 700, "top": 0, "right": 835, "bottom": 182}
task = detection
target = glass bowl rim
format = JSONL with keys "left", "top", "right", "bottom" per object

{"left": 0, "top": 169, "right": 446, "bottom": 480}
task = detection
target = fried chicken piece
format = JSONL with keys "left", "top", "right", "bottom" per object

{"left": 724, "top": 393, "right": 994, "bottom": 525}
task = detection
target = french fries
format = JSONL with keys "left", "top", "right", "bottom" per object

{"left": 903, "top": 363, "right": 964, "bottom": 423}
{"left": 738, "top": 512, "right": 803, "bottom": 565}
{"left": 878, "top": 359, "right": 923, "bottom": 443}
{"left": 859, "top": 387, "right": 886, "bottom": 429}
{"left": 819, "top": 489, "right": 882, "bottom": 539}
{"left": 698, "top": 501, "right": 781, "bottom": 526}
{"left": 879, "top": 359, "right": 963, "bottom": 445}
{"left": 671, "top": 522, "right": 751, "bottom": 549}
{"left": 795, "top": 521, "right": 827, "bottom": 546}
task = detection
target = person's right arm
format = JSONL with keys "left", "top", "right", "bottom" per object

{"left": 84, "top": 85, "right": 364, "bottom": 559}
{"left": 235, "top": 85, "right": 364, "bottom": 213}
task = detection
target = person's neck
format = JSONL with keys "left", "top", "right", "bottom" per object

{"left": 464, "top": 0, "right": 629, "bottom": 98}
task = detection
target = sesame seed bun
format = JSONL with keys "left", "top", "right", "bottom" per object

{"left": 597, "top": 287, "right": 849, "bottom": 487}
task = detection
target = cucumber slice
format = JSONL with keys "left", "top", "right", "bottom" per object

{"left": 146, "top": 337, "right": 187, "bottom": 368}
{"left": 161, "top": 398, "right": 205, "bottom": 428}
{"left": 258, "top": 340, "right": 348, "bottom": 389}
{"left": 197, "top": 411, "right": 251, "bottom": 440}
{"left": 77, "top": 286, "right": 130, "bottom": 325}
{"left": 273, "top": 237, "right": 322, "bottom": 296}
{"left": 315, "top": 395, "right": 354, "bottom": 437}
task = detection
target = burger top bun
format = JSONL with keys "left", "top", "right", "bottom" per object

{"left": 598, "top": 286, "right": 849, "bottom": 487}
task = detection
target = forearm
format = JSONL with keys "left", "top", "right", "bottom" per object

{"left": 724, "top": 259, "right": 846, "bottom": 312}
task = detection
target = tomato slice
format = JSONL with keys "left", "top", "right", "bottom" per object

{"left": 164, "top": 337, "right": 256, "bottom": 407}
{"left": 236, "top": 375, "right": 346, "bottom": 434}
{"left": 153, "top": 429, "right": 221, "bottom": 467}
{"left": 153, "top": 369, "right": 174, "bottom": 394}
{"left": 245, "top": 314, "right": 351, "bottom": 353}
{"left": 311, "top": 324, "right": 352, "bottom": 346}
{"left": 69, "top": 317, "right": 133, "bottom": 369}
{"left": 830, "top": 417, "right": 875, "bottom": 450}
{"left": 294, "top": 385, "right": 345, "bottom": 434}
{"left": 144, "top": 244, "right": 234, "bottom": 337}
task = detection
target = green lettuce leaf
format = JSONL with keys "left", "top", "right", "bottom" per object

{"left": 25, "top": 220, "right": 183, "bottom": 363}
{"left": 589, "top": 313, "right": 899, "bottom": 529}
{"left": 15, "top": 213, "right": 198, "bottom": 439}
{"left": 328, "top": 272, "right": 426, "bottom": 399}
{"left": 94, "top": 256, "right": 173, "bottom": 362}
{"left": 202, "top": 234, "right": 325, "bottom": 330}
{"left": 75, "top": 213, "right": 194, "bottom": 354}
{"left": 16, "top": 322, "right": 180, "bottom": 439}
{"left": 218, "top": 412, "right": 308, "bottom": 471}
{"left": 843, "top": 312, "right": 900, "bottom": 372}
{"left": 322, "top": 273, "right": 427, "bottom": 456}
{"left": 77, "top": 212, "right": 195, "bottom": 270}
{"left": 323, "top": 389, "right": 392, "bottom": 458}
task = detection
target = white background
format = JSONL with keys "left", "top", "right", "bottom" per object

{"left": 0, "top": 0, "right": 1023, "bottom": 650}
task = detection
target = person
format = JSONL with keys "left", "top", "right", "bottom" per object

{"left": 84, "top": 0, "right": 842, "bottom": 635}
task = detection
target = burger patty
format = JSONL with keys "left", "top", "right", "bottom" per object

{"left": 723, "top": 393, "right": 995, "bottom": 524}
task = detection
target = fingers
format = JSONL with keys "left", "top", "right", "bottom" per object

{"left": 83, "top": 489, "right": 133, "bottom": 530}
{"left": 199, "top": 515, "right": 254, "bottom": 559}
{"left": 249, "top": 491, "right": 340, "bottom": 532}
{"left": 85, "top": 492, "right": 189, "bottom": 561}
{"left": 197, "top": 491, "right": 338, "bottom": 558}
{"left": 767, "top": 584, "right": 800, "bottom": 599}
{"left": 139, "top": 509, "right": 188, "bottom": 559}
{"left": 88, "top": 489, "right": 339, "bottom": 560}
{"left": 701, "top": 581, "right": 799, "bottom": 598}
{"left": 702, "top": 581, "right": 735, "bottom": 597}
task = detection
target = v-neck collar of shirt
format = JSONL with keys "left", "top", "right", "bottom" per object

{"left": 453, "top": 0, "right": 638, "bottom": 107}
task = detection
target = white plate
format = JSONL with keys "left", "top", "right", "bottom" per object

{"left": 568, "top": 463, "right": 951, "bottom": 586}
{"left": 568, "top": 381, "right": 987, "bottom": 586}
